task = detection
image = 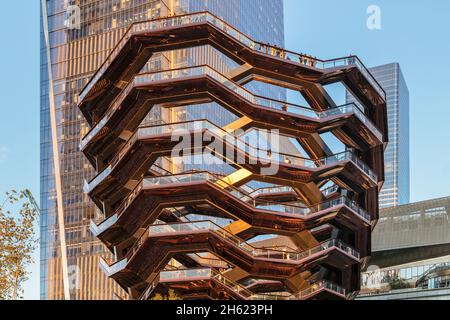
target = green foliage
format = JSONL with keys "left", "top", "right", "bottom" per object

{"left": 0, "top": 190, "right": 39, "bottom": 300}
{"left": 387, "top": 275, "right": 411, "bottom": 291}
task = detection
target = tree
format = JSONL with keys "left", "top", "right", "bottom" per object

{"left": 152, "top": 289, "right": 182, "bottom": 300}
{"left": 0, "top": 190, "right": 39, "bottom": 300}
{"left": 387, "top": 275, "right": 410, "bottom": 291}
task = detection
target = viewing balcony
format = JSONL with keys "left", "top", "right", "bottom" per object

{"left": 90, "top": 171, "right": 372, "bottom": 248}
{"left": 98, "top": 222, "right": 359, "bottom": 290}
{"left": 83, "top": 119, "right": 378, "bottom": 211}
{"left": 152, "top": 268, "right": 346, "bottom": 300}
{"left": 78, "top": 12, "right": 386, "bottom": 129}
{"left": 80, "top": 66, "right": 383, "bottom": 170}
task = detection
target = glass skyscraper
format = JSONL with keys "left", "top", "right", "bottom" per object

{"left": 347, "top": 63, "right": 410, "bottom": 209}
{"left": 40, "top": 0, "right": 284, "bottom": 300}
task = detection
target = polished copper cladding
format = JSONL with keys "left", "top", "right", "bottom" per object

{"left": 79, "top": 12, "right": 387, "bottom": 300}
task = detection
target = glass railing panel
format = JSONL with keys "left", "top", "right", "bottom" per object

{"left": 113, "top": 118, "right": 379, "bottom": 176}
{"left": 205, "top": 10, "right": 384, "bottom": 98}
{"left": 108, "top": 134, "right": 140, "bottom": 169}
{"left": 252, "top": 239, "right": 359, "bottom": 261}
{"left": 85, "top": 166, "right": 112, "bottom": 193}
{"left": 160, "top": 268, "right": 213, "bottom": 281}
{"left": 114, "top": 181, "right": 145, "bottom": 218}
{"left": 110, "top": 220, "right": 358, "bottom": 282}
{"left": 317, "top": 57, "right": 385, "bottom": 99}
{"left": 143, "top": 171, "right": 211, "bottom": 187}
{"left": 318, "top": 150, "right": 378, "bottom": 182}
{"left": 346, "top": 151, "right": 378, "bottom": 182}
{"left": 312, "top": 196, "right": 370, "bottom": 222}
{"left": 349, "top": 105, "right": 383, "bottom": 141}
{"left": 253, "top": 97, "right": 381, "bottom": 142}
{"left": 253, "top": 194, "right": 368, "bottom": 222}
{"left": 147, "top": 220, "right": 211, "bottom": 234}
{"left": 342, "top": 197, "right": 371, "bottom": 222}
{"left": 134, "top": 66, "right": 205, "bottom": 86}
{"left": 99, "top": 257, "right": 127, "bottom": 277}
{"left": 247, "top": 280, "right": 346, "bottom": 300}
{"left": 187, "top": 254, "right": 229, "bottom": 268}
{"left": 248, "top": 186, "right": 294, "bottom": 197}
{"left": 79, "top": 28, "right": 132, "bottom": 101}
{"left": 90, "top": 170, "right": 370, "bottom": 236}
{"left": 81, "top": 74, "right": 137, "bottom": 135}
{"left": 256, "top": 203, "right": 310, "bottom": 216}
{"left": 254, "top": 96, "right": 318, "bottom": 118}
{"left": 80, "top": 116, "right": 108, "bottom": 150}
{"left": 321, "top": 185, "right": 340, "bottom": 197}
{"left": 211, "top": 270, "right": 253, "bottom": 297}
{"left": 80, "top": 12, "right": 384, "bottom": 108}
{"left": 293, "top": 280, "right": 346, "bottom": 299}
{"left": 140, "top": 278, "right": 159, "bottom": 301}
{"left": 138, "top": 118, "right": 207, "bottom": 138}
{"left": 139, "top": 171, "right": 370, "bottom": 222}
{"left": 82, "top": 64, "right": 381, "bottom": 150}
{"left": 226, "top": 187, "right": 255, "bottom": 206}
{"left": 79, "top": 12, "right": 208, "bottom": 100}
{"left": 352, "top": 58, "right": 386, "bottom": 99}
{"left": 90, "top": 214, "right": 118, "bottom": 236}
{"left": 203, "top": 67, "right": 256, "bottom": 103}
{"left": 88, "top": 158, "right": 371, "bottom": 238}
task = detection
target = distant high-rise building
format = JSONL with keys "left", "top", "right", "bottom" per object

{"left": 347, "top": 63, "right": 410, "bottom": 208}
{"left": 40, "top": 0, "right": 284, "bottom": 300}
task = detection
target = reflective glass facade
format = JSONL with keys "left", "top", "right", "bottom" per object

{"left": 372, "top": 196, "right": 450, "bottom": 252}
{"left": 347, "top": 63, "right": 410, "bottom": 208}
{"left": 40, "top": 0, "right": 284, "bottom": 300}
{"left": 362, "top": 256, "right": 450, "bottom": 289}
{"left": 359, "top": 197, "right": 450, "bottom": 299}
{"left": 359, "top": 255, "right": 450, "bottom": 299}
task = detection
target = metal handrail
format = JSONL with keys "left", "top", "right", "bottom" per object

{"left": 157, "top": 267, "right": 346, "bottom": 300}
{"left": 79, "top": 11, "right": 385, "bottom": 103}
{"left": 120, "top": 220, "right": 359, "bottom": 270}
{"left": 99, "top": 218, "right": 359, "bottom": 273}
{"left": 84, "top": 118, "right": 378, "bottom": 194}
{"left": 80, "top": 64, "right": 382, "bottom": 152}
{"left": 90, "top": 168, "right": 371, "bottom": 237}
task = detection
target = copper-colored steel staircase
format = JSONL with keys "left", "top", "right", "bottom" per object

{"left": 79, "top": 12, "right": 387, "bottom": 300}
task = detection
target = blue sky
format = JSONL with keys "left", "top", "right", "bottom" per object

{"left": 0, "top": 1, "right": 40, "bottom": 300}
{"left": 0, "top": 0, "right": 449, "bottom": 300}
{"left": 284, "top": 0, "right": 450, "bottom": 202}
